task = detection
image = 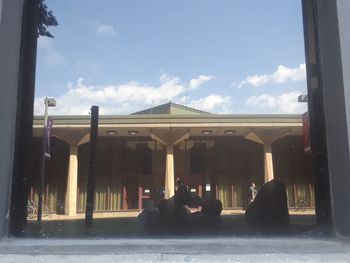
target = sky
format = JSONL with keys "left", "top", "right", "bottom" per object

{"left": 34, "top": 0, "right": 308, "bottom": 115}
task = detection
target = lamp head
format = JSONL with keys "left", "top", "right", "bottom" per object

{"left": 298, "top": 94, "right": 308, "bottom": 103}
{"left": 45, "top": 97, "right": 56, "bottom": 107}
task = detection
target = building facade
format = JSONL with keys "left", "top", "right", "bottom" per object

{"left": 30, "top": 103, "right": 314, "bottom": 216}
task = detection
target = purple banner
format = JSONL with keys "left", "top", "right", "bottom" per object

{"left": 302, "top": 112, "right": 311, "bottom": 154}
{"left": 45, "top": 117, "right": 54, "bottom": 159}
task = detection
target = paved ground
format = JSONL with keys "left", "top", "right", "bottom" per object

{"left": 4, "top": 209, "right": 343, "bottom": 262}
{"left": 0, "top": 237, "right": 349, "bottom": 262}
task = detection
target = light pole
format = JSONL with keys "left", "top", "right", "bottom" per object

{"left": 37, "top": 97, "right": 56, "bottom": 225}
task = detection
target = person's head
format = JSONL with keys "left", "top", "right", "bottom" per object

{"left": 251, "top": 182, "right": 255, "bottom": 187}
{"left": 176, "top": 177, "right": 182, "bottom": 186}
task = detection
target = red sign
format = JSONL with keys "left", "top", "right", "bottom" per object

{"left": 302, "top": 112, "right": 311, "bottom": 153}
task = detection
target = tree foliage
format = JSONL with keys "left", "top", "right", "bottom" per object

{"left": 38, "top": 0, "right": 58, "bottom": 38}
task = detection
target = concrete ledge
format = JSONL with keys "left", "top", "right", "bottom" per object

{"left": 0, "top": 237, "right": 349, "bottom": 262}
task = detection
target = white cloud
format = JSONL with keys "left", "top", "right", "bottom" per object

{"left": 188, "top": 95, "right": 232, "bottom": 113}
{"left": 237, "top": 63, "right": 306, "bottom": 88}
{"left": 34, "top": 74, "right": 217, "bottom": 115}
{"left": 38, "top": 37, "right": 65, "bottom": 66}
{"left": 189, "top": 75, "right": 214, "bottom": 90}
{"left": 246, "top": 91, "right": 307, "bottom": 113}
{"left": 96, "top": 24, "right": 115, "bottom": 35}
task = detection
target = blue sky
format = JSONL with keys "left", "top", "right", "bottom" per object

{"left": 34, "top": 0, "right": 307, "bottom": 115}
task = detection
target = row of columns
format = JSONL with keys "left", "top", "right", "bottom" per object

{"left": 58, "top": 128, "right": 288, "bottom": 215}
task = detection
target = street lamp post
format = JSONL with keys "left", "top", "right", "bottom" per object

{"left": 37, "top": 97, "right": 56, "bottom": 225}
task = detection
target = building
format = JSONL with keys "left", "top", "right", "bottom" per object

{"left": 31, "top": 102, "right": 314, "bottom": 216}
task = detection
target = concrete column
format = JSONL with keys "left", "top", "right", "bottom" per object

{"left": 151, "top": 129, "right": 189, "bottom": 199}
{"left": 164, "top": 145, "right": 175, "bottom": 199}
{"left": 51, "top": 131, "right": 89, "bottom": 216}
{"left": 264, "top": 143, "right": 274, "bottom": 183}
{"left": 245, "top": 129, "right": 290, "bottom": 184}
{"left": 65, "top": 144, "right": 78, "bottom": 216}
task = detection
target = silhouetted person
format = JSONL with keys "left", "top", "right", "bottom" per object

{"left": 175, "top": 179, "right": 190, "bottom": 210}
{"left": 201, "top": 198, "right": 222, "bottom": 216}
{"left": 248, "top": 182, "right": 257, "bottom": 204}
{"left": 176, "top": 177, "right": 188, "bottom": 194}
{"left": 159, "top": 178, "right": 223, "bottom": 232}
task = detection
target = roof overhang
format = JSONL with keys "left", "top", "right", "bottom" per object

{"left": 32, "top": 114, "right": 303, "bottom": 141}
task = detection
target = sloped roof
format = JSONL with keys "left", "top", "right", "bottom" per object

{"left": 131, "top": 102, "right": 211, "bottom": 115}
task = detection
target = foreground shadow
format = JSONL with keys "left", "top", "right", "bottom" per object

{"left": 25, "top": 213, "right": 319, "bottom": 238}
{"left": 25, "top": 180, "right": 321, "bottom": 238}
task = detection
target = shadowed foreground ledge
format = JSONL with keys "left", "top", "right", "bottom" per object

{"left": 0, "top": 237, "right": 349, "bottom": 262}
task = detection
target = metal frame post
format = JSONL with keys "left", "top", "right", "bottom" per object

{"left": 85, "top": 106, "right": 99, "bottom": 228}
